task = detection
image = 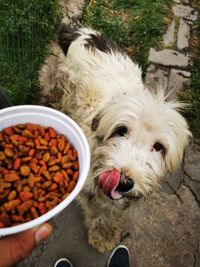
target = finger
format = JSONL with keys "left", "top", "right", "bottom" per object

{"left": 0, "top": 223, "right": 52, "bottom": 267}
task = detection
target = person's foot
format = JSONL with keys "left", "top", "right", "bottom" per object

{"left": 54, "top": 258, "right": 73, "bottom": 267}
{"left": 107, "top": 245, "right": 130, "bottom": 267}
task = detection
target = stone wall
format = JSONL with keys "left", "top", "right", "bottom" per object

{"left": 145, "top": 0, "right": 198, "bottom": 101}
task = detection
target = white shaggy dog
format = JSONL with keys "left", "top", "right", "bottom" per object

{"left": 39, "top": 25, "right": 191, "bottom": 252}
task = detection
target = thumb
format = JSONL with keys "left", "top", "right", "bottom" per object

{"left": 0, "top": 223, "right": 52, "bottom": 267}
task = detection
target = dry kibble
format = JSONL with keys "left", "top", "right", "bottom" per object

{"left": 17, "top": 200, "right": 33, "bottom": 215}
{"left": 31, "top": 207, "right": 39, "bottom": 219}
{"left": 68, "top": 181, "right": 76, "bottom": 193}
{"left": 48, "top": 165, "right": 60, "bottom": 172}
{"left": 48, "top": 139, "right": 57, "bottom": 147}
{"left": 19, "top": 191, "right": 33, "bottom": 202}
{"left": 61, "top": 155, "right": 69, "bottom": 164}
{"left": 50, "top": 146, "right": 58, "bottom": 155}
{"left": 0, "top": 151, "right": 5, "bottom": 160}
{"left": 2, "top": 182, "right": 12, "bottom": 189}
{"left": 73, "top": 171, "right": 79, "bottom": 182}
{"left": 43, "top": 170, "right": 51, "bottom": 180}
{"left": 0, "top": 211, "right": 11, "bottom": 227}
{"left": 42, "top": 152, "right": 50, "bottom": 162}
{"left": 22, "top": 129, "right": 33, "bottom": 138}
{"left": 4, "top": 173, "right": 19, "bottom": 182}
{"left": 0, "top": 123, "right": 79, "bottom": 228}
{"left": 40, "top": 138, "right": 48, "bottom": 146}
{"left": 4, "top": 148, "right": 14, "bottom": 157}
{"left": 43, "top": 181, "right": 52, "bottom": 188}
{"left": 26, "top": 141, "right": 35, "bottom": 148}
{"left": 48, "top": 159, "right": 58, "bottom": 166}
{"left": 20, "top": 165, "right": 31, "bottom": 176}
{"left": 4, "top": 199, "right": 22, "bottom": 212}
{"left": 8, "top": 191, "right": 17, "bottom": 201}
{"left": 4, "top": 127, "right": 14, "bottom": 136}
{"left": 58, "top": 138, "right": 65, "bottom": 152}
{"left": 13, "top": 158, "right": 21, "bottom": 170}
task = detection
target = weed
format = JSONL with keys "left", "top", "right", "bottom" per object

{"left": 83, "top": 0, "right": 173, "bottom": 72}
{"left": 181, "top": 20, "right": 200, "bottom": 136}
{"left": 0, "top": 0, "right": 60, "bottom": 104}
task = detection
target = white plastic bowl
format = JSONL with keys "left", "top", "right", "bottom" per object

{"left": 0, "top": 105, "right": 90, "bottom": 236}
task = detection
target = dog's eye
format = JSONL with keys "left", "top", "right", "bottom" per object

{"left": 109, "top": 126, "right": 128, "bottom": 138}
{"left": 153, "top": 142, "right": 164, "bottom": 152}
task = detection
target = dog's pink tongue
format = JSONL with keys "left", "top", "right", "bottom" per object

{"left": 98, "top": 169, "right": 122, "bottom": 200}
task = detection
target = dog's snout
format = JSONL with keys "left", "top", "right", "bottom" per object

{"left": 116, "top": 176, "right": 134, "bottom": 192}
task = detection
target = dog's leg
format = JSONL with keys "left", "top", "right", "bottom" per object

{"left": 39, "top": 42, "right": 65, "bottom": 96}
{"left": 87, "top": 216, "right": 121, "bottom": 253}
{"left": 78, "top": 194, "right": 121, "bottom": 253}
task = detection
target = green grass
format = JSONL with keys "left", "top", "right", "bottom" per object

{"left": 0, "top": 0, "right": 60, "bottom": 105}
{"left": 82, "top": 0, "right": 172, "bottom": 73}
{"left": 181, "top": 16, "right": 200, "bottom": 137}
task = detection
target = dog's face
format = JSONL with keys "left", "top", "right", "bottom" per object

{"left": 89, "top": 91, "right": 191, "bottom": 203}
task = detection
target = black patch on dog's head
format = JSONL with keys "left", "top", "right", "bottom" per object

{"left": 58, "top": 24, "right": 80, "bottom": 55}
{"left": 85, "top": 33, "right": 119, "bottom": 54}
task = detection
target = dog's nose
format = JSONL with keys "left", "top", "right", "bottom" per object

{"left": 116, "top": 176, "right": 134, "bottom": 192}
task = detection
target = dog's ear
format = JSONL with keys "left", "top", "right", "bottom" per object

{"left": 91, "top": 116, "right": 100, "bottom": 131}
{"left": 58, "top": 24, "right": 80, "bottom": 55}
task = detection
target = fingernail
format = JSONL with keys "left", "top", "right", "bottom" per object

{"left": 35, "top": 224, "right": 52, "bottom": 244}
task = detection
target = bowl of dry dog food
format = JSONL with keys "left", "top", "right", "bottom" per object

{"left": 0, "top": 105, "right": 90, "bottom": 236}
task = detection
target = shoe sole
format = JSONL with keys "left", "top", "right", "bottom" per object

{"left": 107, "top": 244, "right": 130, "bottom": 267}
{"left": 54, "top": 257, "right": 73, "bottom": 267}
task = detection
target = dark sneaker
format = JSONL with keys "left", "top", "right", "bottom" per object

{"left": 107, "top": 245, "right": 130, "bottom": 267}
{"left": 54, "top": 258, "right": 73, "bottom": 267}
{"left": 0, "top": 87, "right": 12, "bottom": 109}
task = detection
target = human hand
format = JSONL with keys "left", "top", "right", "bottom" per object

{"left": 0, "top": 223, "right": 52, "bottom": 267}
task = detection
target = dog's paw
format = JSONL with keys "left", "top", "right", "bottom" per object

{"left": 88, "top": 217, "right": 120, "bottom": 253}
{"left": 88, "top": 233, "right": 119, "bottom": 253}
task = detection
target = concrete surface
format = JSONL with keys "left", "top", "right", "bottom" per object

{"left": 148, "top": 48, "right": 192, "bottom": 68}
{"left": 18, "top": 201, "right": 108, "bottom": 267}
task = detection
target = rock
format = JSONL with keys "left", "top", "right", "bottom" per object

{"left": 148, "top": 48, "right": 192, "bottom": 68}
{"left": 123, "top": 191, "right": 200, "bottom": 267}
{"left": 177, "top": 19, "right": 191, "bottom": 50}
{"left": 161, "top": 166, "right": 183, "bottom": 194}
{"left": 177, "top": 185, "right": 199, "bottom": 210}
{"left": 172, "top": 4, "right": 198, "bottom": 21}
{"left": 184, "top": 143, "right": 200, "bottom": 182}
{"left": 65, "top": 0, "right": 85, "bottom": 18}
{"left": 195, "top": 242, "right": 200, "bottom": 267}
{"left": 60, "top": 0, "right": 85, "bottom": 26}
{"left": 184, "top": 142, "right": 200, "bottom": 203}
{"left": 184, "top": 176, "right": 200, "bottom": 203}
{"left": 145, "top": 64, "right": 169, "bottom": 90}
{"left": 182, "top": 0, "right": 190, "bottom": 4}
{"left": 167, "top": 68, "right": 190, "bottom": 100}
{"left": 163, "top": 20, "right": 175, "bottom": 47}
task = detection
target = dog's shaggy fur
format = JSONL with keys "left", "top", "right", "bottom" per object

{"left": 39, "top": 25, "right": 191, "bottom": 252}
